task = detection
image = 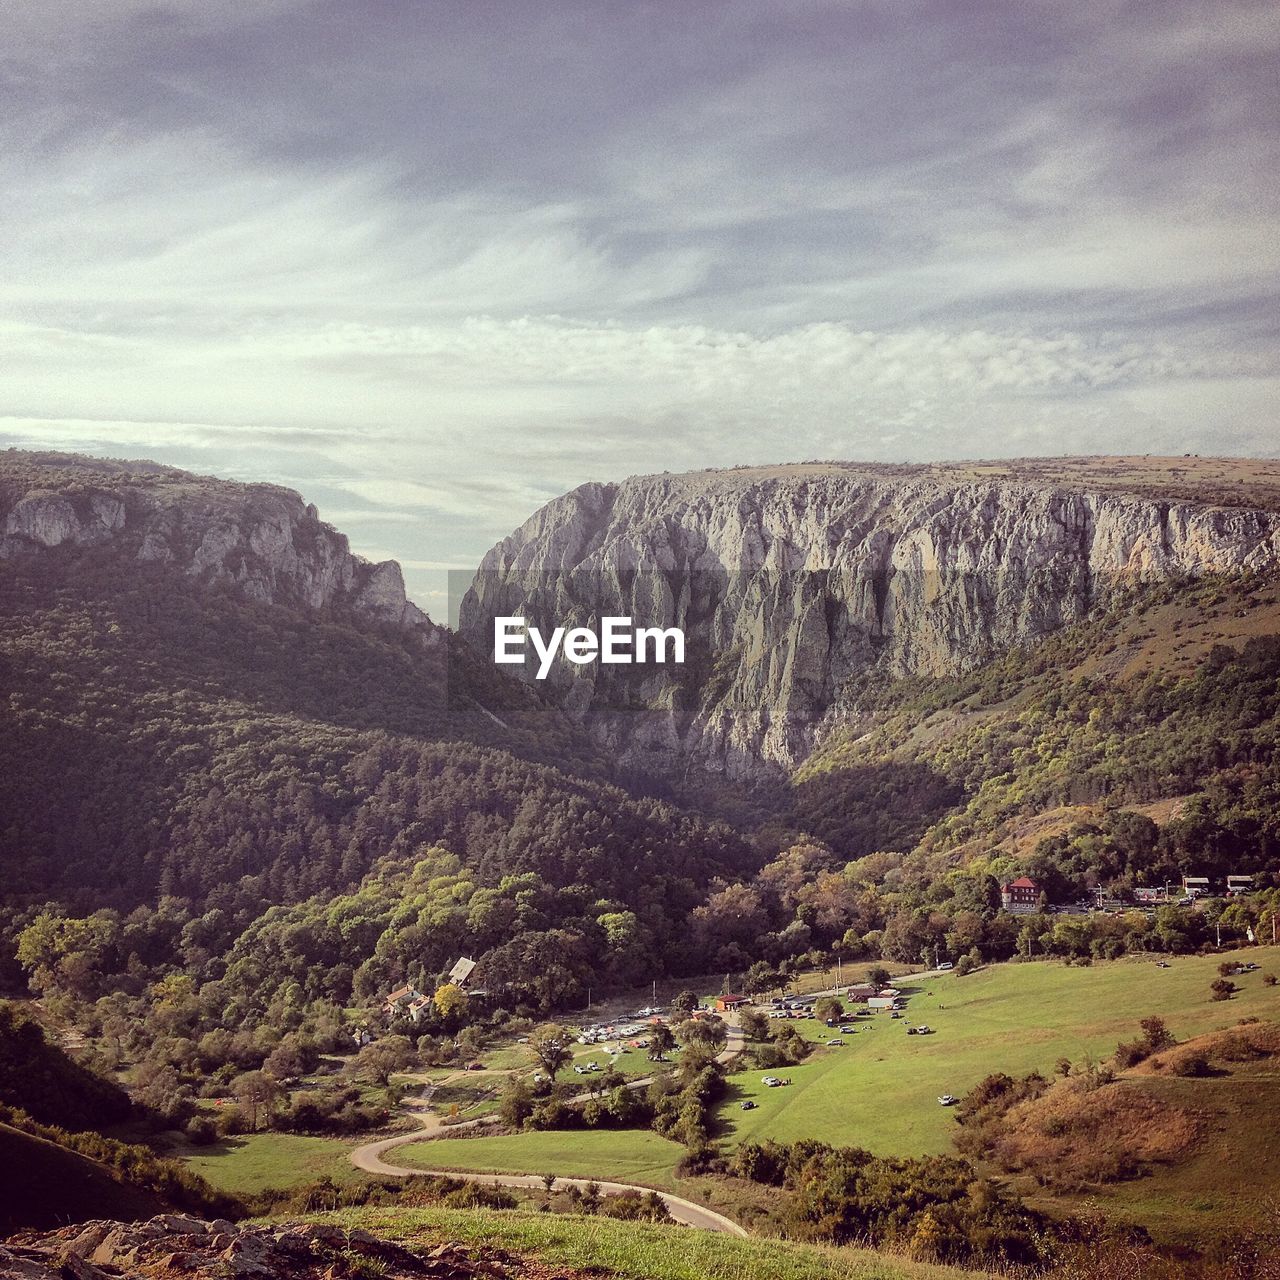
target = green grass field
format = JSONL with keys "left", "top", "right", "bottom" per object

{"left": 387, "top": 949, "right": 1278, "bottom": 1186}
{"left": 299, "top": 1205, "right": 997, "bottom": 1280}
{"left": 394, "top": 1128, "right": 686, "bottom": 1188}
{"left": 720, "top": 946, "right": 1280, "bottom": 1155}
{"left": 183, "top": 1133, "right": 361, "bottom": 1194}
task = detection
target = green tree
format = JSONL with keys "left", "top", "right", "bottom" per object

{"left": 353, "top": 1034, "right": 415, "bottom": 1085}
{"left": 674, "top": 1016, "right": 727, "bottom": 1055}
{"left": 231, "top": 1069, "right": 283, "bottom": 1132}
{"left": 647, "top": 1024, "right": 676, "bottom": 1062}
{"left": 527, "top": 1023, "right": 573, "bottom": 1080}
{"left": 498, "top": 1076, "right": 535, "bottom": 1129}
{"left": 814, "top": 996, "right": 845, "bottom": 1023}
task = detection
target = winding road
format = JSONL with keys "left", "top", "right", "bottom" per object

{"left": 350, "top": 1018, "right": 747, "bottom": 1235}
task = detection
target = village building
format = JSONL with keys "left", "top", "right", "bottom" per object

{"left": 381, "top": 984, "right": 423, "bottom": 1018}
{"left": 845, "top": 983, "right": 878, "bottom": 1003}
{"left": 1000, "top": 876, "right": 1039, "bottom": 914}
{"left": 714, "top": 994, "right": 750, "bottom": 1012}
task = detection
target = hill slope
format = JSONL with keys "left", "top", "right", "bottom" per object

{"left": 0, "top": 452, "right": 752, "bottom": 1013}
{"left": 0, "top": 1123, "right": 169, "bottom": 1234}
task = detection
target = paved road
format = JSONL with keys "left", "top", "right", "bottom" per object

{"left": 350, "top": 1017, "right": 747, "bottom": 1235}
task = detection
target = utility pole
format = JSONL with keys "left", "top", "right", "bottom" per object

{"left": 587, "top": 986, "right": 592, "bottom": 1011}
{"left": 652, "top": 978, "right": 657, "bottom": 1005}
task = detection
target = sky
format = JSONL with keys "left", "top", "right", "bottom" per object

{"left": 2, "top": 0, "right": 1279, "bottom": 613}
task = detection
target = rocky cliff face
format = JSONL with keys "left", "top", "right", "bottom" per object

{"left": 0, "top": 452, "right": 434, "bottom": 637}
{"left": 460, "top": 463, "right": 1280, "bottom": 778}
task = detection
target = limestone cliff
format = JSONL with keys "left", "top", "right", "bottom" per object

{"left": 0, "top": 452, "right": 434, "bottom": 636}
{"left": 460, "top": 462, "right": 1280, "bottom": 778}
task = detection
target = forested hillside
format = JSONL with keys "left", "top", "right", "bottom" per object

{"left": 5, "top": 454, "right": 1280, "bottom": 1152}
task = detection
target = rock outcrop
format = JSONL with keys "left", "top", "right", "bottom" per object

{"left": 0, "top": 1216, "right": 563, "bottom": 1280}
{"left": 0, "top": 452, "right": 433, "bottom": 636}
{"left": 460, "top": 462, "right": 1280, "bottom": 778}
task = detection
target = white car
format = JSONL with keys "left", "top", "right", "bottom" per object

{"left": 937, "top": 962, "right": 954, "bottom": 971}
{"left": 937, "top": 1094, "right": 958, "bottom": 1106}
{"left": 761, "top": 1075, "right": 783, "bottom": 1087}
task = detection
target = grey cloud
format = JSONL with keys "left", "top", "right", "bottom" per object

{"left": 0, "top": 0, "right": 1277, "bottom": 603}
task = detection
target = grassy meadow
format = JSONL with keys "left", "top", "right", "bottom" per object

{"left": 394, "top": 948, "right": 1278, "bottom": 1185}
{"left": 182, "top": 1132, "right": 361, "bottom": 1194}
{"left": 394, "top": 1128, "right": 686, "bottom": 1188}
{"left": 299, "top": 1205, "right": 998, "bottom": 1280}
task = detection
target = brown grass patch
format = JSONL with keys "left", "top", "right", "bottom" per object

{"left": 1135, "top": 1021, "right": 1280, "bottom": 1077}
{"left": 989, "top": 1077, "right": 1202, "bottom": 1190}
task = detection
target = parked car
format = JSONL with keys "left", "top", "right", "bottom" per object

{"left": 838, "top": 1025, "right": 856, "bottom": 1034}
{"left": 740, "top": 1099, "right": 758, "bottom": 1110}
{"left": 937, "top": 1094, "right": 958, "bottom": 1106}
{"left": 937, "top": 962, "right": 954, "bottom": 971}
{"left": 761, "top": 1075, "right": 782, "bottom": 1087}
{"left": 826, "top": 1038, "right": 844, "bottom": 1046}
{"left": 467, "top": 1061, "right": 484, "bottom": 1071}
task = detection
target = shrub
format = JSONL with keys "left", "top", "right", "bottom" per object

{"left": 184, "top": 1116, "right": 217, "bottom": 1145}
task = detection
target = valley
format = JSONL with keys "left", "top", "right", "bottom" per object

{"left": 3, "top": 450, "right": 1280, "bottom": 1277}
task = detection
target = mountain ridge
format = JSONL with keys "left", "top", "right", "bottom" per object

{"left": 461, "top": 457, "right": 1280, "bottom": 778}
{"left": 0, "top": 449, "right": 433, "bottom": 636}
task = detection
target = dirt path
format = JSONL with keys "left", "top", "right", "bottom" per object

{"left": 349, "top": 1018, "right": 747, "bottom": 1235}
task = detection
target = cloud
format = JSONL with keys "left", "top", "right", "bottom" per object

{"left": 0, "top": 0, "right": 1276, "bottom": 599}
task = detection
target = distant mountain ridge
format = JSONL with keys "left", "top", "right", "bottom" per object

{"left": 0, "top": 450, "right": 433, "bottom": 636}
{"left": 461, "top": 458, "right": 1280, "bottom": 778}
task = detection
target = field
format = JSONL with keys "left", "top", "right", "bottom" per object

{"left": 385, "top": 948, "right": 1278, "bottom": 1188}
{"left": 720, "top": 947, "right": 1280, "bottom": 1155}
{"left": 182, "top": 1133, "right": 361, "bottom": 1194}
{"left": 299, "top": 1205, "right": 998, "bottom": 1280}
{"left": 394, "top": 1128, "right": 685, "bottom": 1189}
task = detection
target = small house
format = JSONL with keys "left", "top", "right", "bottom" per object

{"left": 1001, "top": 877, "right": 1039, "bottom": 915}
{"left": 1182, "top": 875, "right": 1212, "bottom": 897}
{"left": 382, "top": 985, "right": 422, "bottom": 1018}
{"left": 715, "top": 994, "right": 750, "bottom": 1012}
{"left": 845, "top": 984, "right": 877, "bottom": 1003}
